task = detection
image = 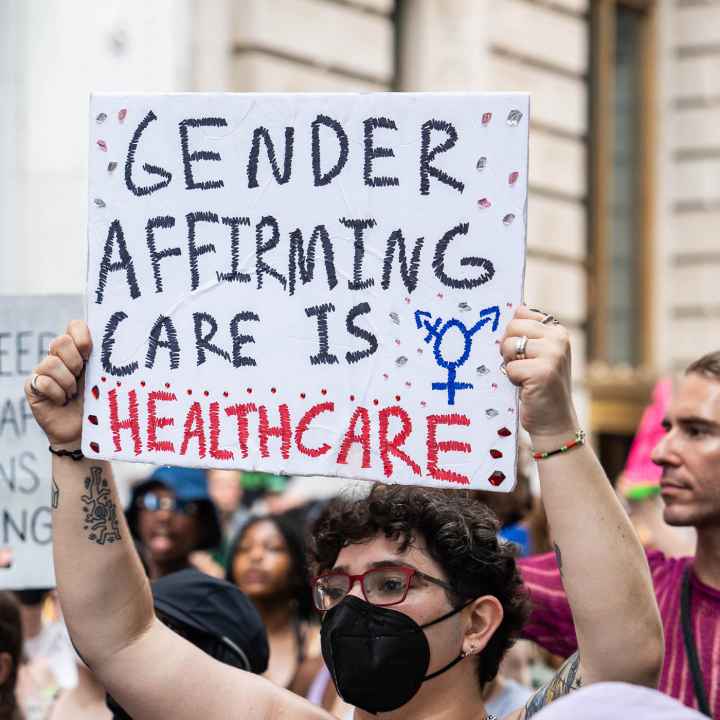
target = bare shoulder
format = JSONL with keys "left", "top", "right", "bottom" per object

{"left": 97, "top": 619, "right": 332, "bottom": 720}
{"left": 518, "top": 652, "right": 582, "bottom": 720}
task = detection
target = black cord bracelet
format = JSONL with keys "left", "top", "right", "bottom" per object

{"left": 48, "top": 446, "right": 85, "bottom": 462}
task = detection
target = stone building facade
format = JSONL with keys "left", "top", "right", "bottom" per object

{"left": 2, "top": 0, "right": 718, "bottom": 476}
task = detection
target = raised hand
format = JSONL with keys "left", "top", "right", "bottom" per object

{"left": 24, "top": 320, "right": 92, "bottom": 448}
{"left": 500, "top": 305, "right": 578, "bottom": 440}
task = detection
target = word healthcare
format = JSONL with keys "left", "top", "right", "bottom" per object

{"left": 84, "top": 92, "right": 529, "bottom": 491}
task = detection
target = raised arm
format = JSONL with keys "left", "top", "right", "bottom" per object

{"left": 25, "top": 321, "right": 329, "bottom": 720}
{"left": 500, "top": 307, "right": 663, "bottom": 708}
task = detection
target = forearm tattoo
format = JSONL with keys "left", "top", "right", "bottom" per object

{"left": 81, "top": 466, "right": 121, "bottom": 545}
{"left": 51, "top": 477, "right": 60, "bottom": 509}
{"left": 523, "top": 652, "right": 582, "bottom": 718}
{"left": 553, "top": 542, "right": 563, "bottom": 578}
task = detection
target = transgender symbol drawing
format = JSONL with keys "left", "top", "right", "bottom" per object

{"left": 414, "top": 305, "right": 500, "bottom": 405}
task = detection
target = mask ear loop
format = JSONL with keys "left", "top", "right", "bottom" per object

{"left": 421, "top": 597, "right": 477, "bottom": 682}
{"left": 424, "top": 651, "right": 467, "bottom": 680}
{"left": 420, "top": 597, "right": 476, "bottom": 631}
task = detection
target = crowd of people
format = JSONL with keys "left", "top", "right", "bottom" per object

{"left": 0, "top": 305, "right": 715, "bottom": 718}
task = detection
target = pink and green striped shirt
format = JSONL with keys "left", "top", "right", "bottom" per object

{"left": 519, "top": 550, "right": 720, "bottom": 718}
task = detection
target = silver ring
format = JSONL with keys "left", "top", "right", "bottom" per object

{"left": 541, "top": 313, "right": 558, "bottom": 325}
{"left": 30, "top": 373, "right": 42, "bottom": 396}
{"left": 515, "top": 336, "right": 528, "bottom": 360}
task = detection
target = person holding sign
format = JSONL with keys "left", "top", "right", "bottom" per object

{"left": 24, "top": 307, "right": 663, "bottom": 720}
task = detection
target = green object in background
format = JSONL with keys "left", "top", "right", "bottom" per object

{"left": 241, "top": 471, "right": 288, "bottom": 493}
{"left": 625, "top": 484, "right": 661, "bottom": 502}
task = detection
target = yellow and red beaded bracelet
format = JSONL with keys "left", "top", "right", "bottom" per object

{"left": 532, "top": 430, "right": 586, "bottom": 461}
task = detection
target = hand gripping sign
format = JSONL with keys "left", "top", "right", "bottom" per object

{"left": 83, "top": 93, "right": 528, "bottom": 491}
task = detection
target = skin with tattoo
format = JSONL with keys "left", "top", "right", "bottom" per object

{"left": 553, "top": 543, "right": 563, "bottom": 578}
{"left": 81, "top": 467, "right": 121, "bottom": 545}
{"left": 523, "top": 653, "right": 581, "bottom": 718}
{"left": 25, "top": 310, "right": 663, "bottom": 720}
{"left": 51, "top": 477, "right": 60, "bottom": 510}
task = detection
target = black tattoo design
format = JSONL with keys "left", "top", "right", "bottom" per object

{"left": 554, "top": 542, "right": 563, "bottom": 578}
{"left": 81, "top": 467, "right": 121, "bottom": 545}
{"left": 523, "top": 652, "right": 582, "bottom": 718}
{"left": 51, "top": 477, "right": 59, "bottom": 509}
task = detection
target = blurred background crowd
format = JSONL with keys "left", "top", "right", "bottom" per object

{"left": 2, "top": 0, "right": 719, "bottom": 717}
{"left": 0, "top": 381, "right": 696, "bottom": 718}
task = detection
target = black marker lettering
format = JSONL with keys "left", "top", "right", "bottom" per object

{"left": 179, "top": 117, "right": 228, "bottom": 190}
{"left": 247, "top": 127, "right": 294, "bottom": 188}
{"left": 125, "top": 111, "right": 172, "bottom": 197}
{"left": 363, "top": 117, "right": 399, "bottom": 187}
{"left": 95, "top": 220, "right": 141, "bottom": 305}
{"left": 311, "top": 115, "right": 349, "bottom": 186}
{"left": 420, "top": 119, "right": 464, "bottom": 196}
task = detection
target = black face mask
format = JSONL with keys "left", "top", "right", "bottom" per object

{"left": 321, "top": 595, "right": 471, "bottom": 714}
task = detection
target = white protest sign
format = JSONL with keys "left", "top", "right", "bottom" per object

{"left": 0, "top": 295, "right": 83, "bottom": 588}
{"left": 84, "top": 93, "right": 528, "bottom": 491}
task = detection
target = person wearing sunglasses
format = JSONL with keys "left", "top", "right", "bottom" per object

{"left": 26, "top": 307, "right": 663, "bottom": 720}
{"left": 125, "top": 467, "right": 222, "bottom": 579}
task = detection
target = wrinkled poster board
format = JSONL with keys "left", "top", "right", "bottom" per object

{"left": 0, "top": 295, "right": 83, "bottom": 588}
{"left": 83, "top": 93, "right": 528, "bottom": 491}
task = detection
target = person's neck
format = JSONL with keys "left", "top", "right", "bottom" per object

{"left": 693, "top": 525, "right": 720, "bottom": 589}
{"left": 354, "top": 659, "right": 485, "bottom": 720}
{"left": 255, "top": 598, "right": 295, "bottom": 633}
{"left": 148, "top": 556, "right": 191, "bottom": 580}
{"left": 19, "top": 604, "right": 43, "bottom": 640}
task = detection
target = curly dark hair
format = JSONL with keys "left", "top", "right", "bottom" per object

{"left": 309, "top": 483, "right": 530, "bottom": 686}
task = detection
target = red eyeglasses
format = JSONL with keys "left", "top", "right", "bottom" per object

{"left": 312, "top": 564, "right": 454, "bottom": 611}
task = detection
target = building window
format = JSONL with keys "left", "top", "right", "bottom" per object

{"left": 589, "top": 0, "right": 654, "bottom": 368}
{"left": 588, "top": 0, "right": 657, "bottom": 471}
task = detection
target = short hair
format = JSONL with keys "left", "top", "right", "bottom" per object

{"left": 686, "top": 351, "right": 720, "bottom": 380}
{"left": 309, "top": 483, "right": 530, "bottom": 685}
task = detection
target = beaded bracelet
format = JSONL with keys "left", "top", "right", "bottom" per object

{"left": 532, "top": 430, "right": 586, "bottom": 461}
{"left": 48, "top": 446, "right": 84, "bottom": 462}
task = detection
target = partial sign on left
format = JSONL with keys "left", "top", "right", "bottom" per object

{"left": 0, "top": 295, "right": 83, "bottom": 589}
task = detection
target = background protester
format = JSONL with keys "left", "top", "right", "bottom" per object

{"left": 226, "top": 514, "right": 322, "bottom": 695}
{"left": 124, "top": 467, "right": 222, "bottom": 579}
{"left": 0, "top": 593, "right": 23, "bottom": 720}
{"left": 520, "top": 351, "right": 720, "bottom": 718}
{"left": 106, "top": 569, "right": 269, "bottom": 719}
{"left": 617, "top": 378, "right": 696, "bottom": 558}
{"left": 12, "top": 592, "right": 75, "bottom": 693}
{"left": 206, "top": 469, "right": 248, "bottom": 561}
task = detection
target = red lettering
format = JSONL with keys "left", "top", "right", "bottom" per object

{"left": 108, "top": 388, "right": 142, "bottom": 455}
{"left": 147, "top": 390, "right": 176, "bottom": 452}
{"left": 180, "top": 401, "right": 206, "bottom": 457}
{"left": 426, "top": 414, "right": 471, "bottom": 485}
{"left": 225, "top": 403, "right": 257, "bottom": 458}
{"left": 209, "top": 401, "right": 233, "bottom": 460}
{"left": 295, "top": 402, "right": 334, "bottom": 457}
{"left": 337, "top": 406, "right": 371, "bottom": 468}
{"left": 258, "top": 404, "right": 291, "bottom": 459}
{"left": 379, "top": 406, "right": 421, "bottom": 478}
